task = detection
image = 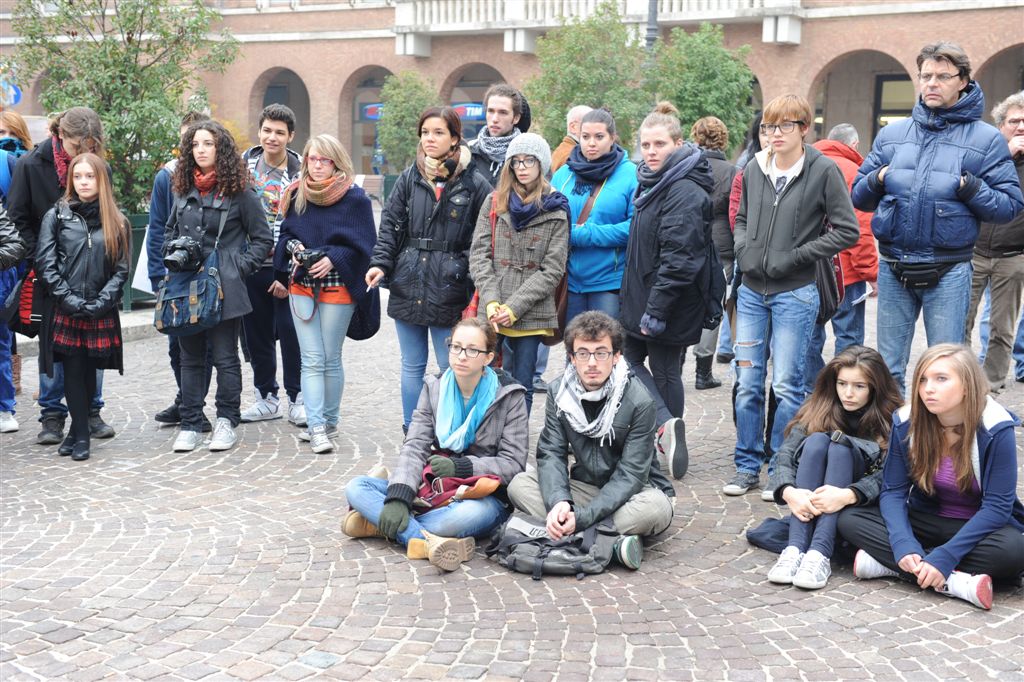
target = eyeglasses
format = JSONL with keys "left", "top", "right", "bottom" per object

{"left": 572, "top": 350, "right": 613, "bottom": 362}
{"left": 307, "top": 156, "right": 335, "bottom": 167}
{"left": 509, "top": 157, "right": 537, "bottom": 169}
{"left": 447, "top": 343, "right": 487, "bottom": 358}
{"left": 918, "top": 72, "right": 960, "bottom": 84}
{"left": 759, "top": 121, "right": 802, "bottom": 135}
{"left": 1005, "top": 117, "right": 1024, "bottom": 128}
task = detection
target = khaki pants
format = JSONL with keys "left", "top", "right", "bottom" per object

{"left": 966, "top": 254, "right": 1024, "bottom": 388}
{"left": 507, "top": 469, "right": 674, "bottom": 537}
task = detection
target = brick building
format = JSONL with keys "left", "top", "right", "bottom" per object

{"left": 2, "top": 0, "right": 1022, "bottom": 173}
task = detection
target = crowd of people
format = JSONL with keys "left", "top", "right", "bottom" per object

{"left": 1, "top": 40, "right": 1022, "bottom": 607}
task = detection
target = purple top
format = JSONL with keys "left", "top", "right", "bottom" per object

{"left": 934, "top": 456, "right": 981, "bottom": 519}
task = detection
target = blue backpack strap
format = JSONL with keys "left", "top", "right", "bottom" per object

{"left": 0, "top": 150, "right": 11, "bottom": 201}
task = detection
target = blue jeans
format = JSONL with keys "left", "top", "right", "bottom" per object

{"left": 566, "top": 290, "right": 620, "bottom": 326}
{"left": 787, "top": 432, "right": 864, "bottom": 558}
{"left": 733, "top": 282, "right": 819, "bottom": 476}
{"left": 242, "top": 268, "right": 301, "bottom": 401}
{"left": 876, "top": 260, "right": 972, "bottom": 392}
{"left": 38, "top": 363, "right": 104, "bottom": 419}
{"left": 394, "top": 319, "right": 450, "bottom": 428}
{"left": 344, "top": 476, "right": 509, "bottom": 546}
{"left": 290, "top": 296, "right": 355, "bottom": 429}
{"left": 803, "top": 280, "right": 867, "bottom": 395}
{"left": 977, "top": 286, "right": 991, "bottom": 363}
{"left": 504, "top": 335, "right": 543, "bottom": 414}
{"left": 0, "top": 324, "right": 14, "bottom": 413}
{"left": 1014, "top": 311, "right": 1024, "bottom": 381}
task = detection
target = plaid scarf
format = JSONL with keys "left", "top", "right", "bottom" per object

{"left": 416, "top": 144, "right": 470, "bottom": 184}
{"left": 554, "top": 359, "right": 629, "bottom": 446}
{"left": 279, "top": 172, "right": 353, "bottom": 217}
{"left": 474, "top": 127, "right": 521, "bottom": 164}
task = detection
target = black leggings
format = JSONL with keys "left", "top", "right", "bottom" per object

{"left": 60, "top": 353, "right": 99, "bottom": 443}
{"left": 623, "top": 335, "right": 684, "bottom": 425}
{"left": 838, "top": 505, "right": 1024, "bottom": 582}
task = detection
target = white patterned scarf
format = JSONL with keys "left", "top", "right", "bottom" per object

{"left": 555, "top": 359, "right": 629, "bottom": 446}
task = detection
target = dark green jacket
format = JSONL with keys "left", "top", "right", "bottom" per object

{"left": 535, "top": 373, "right": 674, "bottom": 530}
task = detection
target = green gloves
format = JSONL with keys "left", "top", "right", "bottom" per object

{"left": 428, "top": 455, "right": 456, "bottom": 478}
{"left": 378, "top": 500, "right": 410, "bottom": 539}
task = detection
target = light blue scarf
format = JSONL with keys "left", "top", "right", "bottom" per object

{"left": 435, "top": 367, "right": 499, "bottom": 452}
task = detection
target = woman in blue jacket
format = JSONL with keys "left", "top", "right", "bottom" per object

{"left": 838, "top": 344, "right": 1024, "bottom": 610}
{"left": 551, "top": 109, "right": 637, "bottom": 324}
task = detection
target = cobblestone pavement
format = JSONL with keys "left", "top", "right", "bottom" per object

{"left": 1, "top": 298, "right": 1022, "bottom": 681}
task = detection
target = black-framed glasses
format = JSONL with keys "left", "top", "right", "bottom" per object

{"left": 447, "top": 343, "right": 486, "bottom": 358}
{"left": 918, "top": 72, "right": 959, "bottom": 84}
{"left": 572, "top": 350, "right": 613, "bottom": 362}
{"left": 509, "top": 157, "right": 538, "bottom": 169}
{"left": 759, "top": 121, "right": 802, "bottom": 135}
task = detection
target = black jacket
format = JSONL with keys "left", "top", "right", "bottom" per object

{"left": 368, "top": 164, "right": 491, "bottom": 327}
{"left": 163, "top": 187, "right": 273, "bottom": 321}
{"left": 619, "top": 149, "right": 716, "bottom": 347}
{"left": 705, "top": 149, "right": 737, "bottom": 261}
{"left": 466, "top": 145, "right": 502, "bottom": 188}
{"left": 0, "top": 207, "right": 25, "bottom": 270}
{"left": 975, "top": 156, "right": 1024, "bottom": 259}
{"left": 7, "top": 138, "right": 63, "bottom": 257}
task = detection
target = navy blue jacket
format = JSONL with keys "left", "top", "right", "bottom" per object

{"left": 147, "top": 160, "right": 175, "bottom": 287}
{"left": 879, "top": 398, "right": 1024, "bottom": 578}
{"left": 852, "top": 82, "right": 1024, "bottom": 264}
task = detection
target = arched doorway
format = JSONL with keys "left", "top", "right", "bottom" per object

{"left": 975, "top": 44, "right": 1024, "bottom": 120}
{"left": 343, "top": 67, "right": 393, "bottom": 174}
{"left": 808, "top": 50, "right": 912, "bottom": 149}
{"left": 445, "top": 64, "right": 505, "bottom": 141}
{"left": 250, "top": 68, "right": 311, "bottom": 153}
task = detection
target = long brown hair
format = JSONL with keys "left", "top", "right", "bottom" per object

{"left": 64, "top": 153, "right": 128, "bottom": 263}
{"left": 172, "top": 120, "right": 249, "bottom": 197}
{"left": 493, "top": 158, "right": 549, "bottom": 214}
{"left": 786, "top": 345, "right": 902, "bottom": 449}
{"left": 907, "top": 344, "right": 987, "bottom": 495}
{"left": 48, "top": 107, "right": 104, "bottom": 155}
{"left": 0, "top": 110, "right": 35, "bottom": 149}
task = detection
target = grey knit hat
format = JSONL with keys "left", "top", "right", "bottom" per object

{"left": 505, "top": 132, "right": 552, "bottom": 177}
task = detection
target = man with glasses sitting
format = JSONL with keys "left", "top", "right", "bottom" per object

{"left": 853, "top": 42, "right": 1024, "bottom": 392}
{"left": 507, "top": 312, "right": 675, "bottom": 568}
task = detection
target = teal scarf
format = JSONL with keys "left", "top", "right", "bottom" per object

{"left": 436, "top": 367, "right": 499, "bottom": 452}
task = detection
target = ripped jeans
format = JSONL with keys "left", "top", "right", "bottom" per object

{"left": 732, "top": 282, "right": 819, "bottom": 476}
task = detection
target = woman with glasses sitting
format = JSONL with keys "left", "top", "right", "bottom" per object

{"left": 342, "top": 318, "right": 528, "bottom": 571}
{"left": 468, "top": 133, "right": 570, "bottom": 413}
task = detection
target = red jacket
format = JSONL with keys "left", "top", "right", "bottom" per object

{"left": 813, "top": 139, "right": 878, "bottom": 286}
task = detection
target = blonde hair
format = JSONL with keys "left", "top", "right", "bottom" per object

{"left": 762, "top": 94, "right": 812, "bottom": 128}
{"left": 293, "top": 134, "right": 355, "bottom": 215}
{"left": 640, "top": 101, "right": 682, "bottom": 141}
{"left": 907, "top": 344, "right": 988, "bottom": 495}
{"left": 0, "top": 110, "right": 34, "bottom": 149}
{"left": 64, "top": 153, "right": 128, "bottom": 263}
{"left": 493, "top": 157, "right": 550, "bottom": 214}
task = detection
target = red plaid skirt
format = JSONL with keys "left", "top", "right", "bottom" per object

{"left": 52, "top": 310, "right": 122, "bottom": 358}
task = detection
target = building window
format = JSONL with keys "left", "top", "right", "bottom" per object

{"left": 874, "top": 75, "right": 914, "bottom": 139}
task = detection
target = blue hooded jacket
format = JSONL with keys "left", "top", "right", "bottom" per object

{"left": 551, "top": 154, "right": 637, "bottom": 294}
{"left": 852, "top": 82, "right": 1024, "bottom": 264}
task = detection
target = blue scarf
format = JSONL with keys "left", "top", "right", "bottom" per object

{"left": 435, "top": 367, "right": 499, "bottom": 452}
{"left": 566, "top": 145, "right": 624, "bottom": 195}
{"left": 508, "top": 190, "right": 570, "bottom": 231}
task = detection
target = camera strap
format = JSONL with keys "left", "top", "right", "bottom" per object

{"left": 289, "top": 267, "right": 321, "bottom": 322}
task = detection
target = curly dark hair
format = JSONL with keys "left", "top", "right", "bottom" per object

{"left": 172, "top": 120, "right": 250, "bottom": 197}
{"left": 563, "top": 311, "right": 625, "bottom": 355}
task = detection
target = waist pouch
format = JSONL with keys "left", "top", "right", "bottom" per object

{"left": 887, "top": 261, "right": 957, "bottom": 289}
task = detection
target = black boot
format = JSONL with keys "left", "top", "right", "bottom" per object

{"left": 71, "top": 438, "right": 90, "bottom": 461}
{"left": 155, "top": 402, "right": 182, "bottom": 424}
{"left": 695, "top": 355, "right": 722, "bottom": 390}
{"left": 37, "top": 415, "right": 65, "bottom": 445}
{"left": 89, "top": 411, "right": 115, "bottom": 439}
{"left": 58, "top": 434, "right": 76, "bottom": 457}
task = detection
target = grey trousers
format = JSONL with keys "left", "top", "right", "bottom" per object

{"left": 507, "top": 469, "right": 674, "bottom": 537}
{"left": 966, "top": 254, "right": 1024, "bottom": 388}
{"left": 694, "top": 257, "right": 734, "bottom": 359}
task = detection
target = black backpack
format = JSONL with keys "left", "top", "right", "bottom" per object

{"left": 485, "top": 513, "right": 618, "bottom": 580}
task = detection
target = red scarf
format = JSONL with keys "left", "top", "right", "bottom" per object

{"left": 52, "top": 135, "right": 72, "bottom": 189}
{"left": 193, "top": 168, "right": 218, "bottom": 195}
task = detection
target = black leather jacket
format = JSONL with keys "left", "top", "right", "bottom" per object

{"left": 36, "top": 201, "right": 129, "bottom": 317}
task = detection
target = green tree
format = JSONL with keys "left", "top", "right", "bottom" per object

{"left": 376, "top": 70, "right": 439, "bottom": 174}
{"left": 525, "top": 1, "right": 648, "bottom": 150}
{"left": 652, "top": 23, "right": 754, "bottom": 154}
{"left": 11, "top": 0, "right": 238, "bottom": 211}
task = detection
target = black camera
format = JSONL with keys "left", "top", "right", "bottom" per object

{"left": 295, "top": 249, "right": 327, "bottom": 267}
{"left": 163, "top": 237, "right": 203, "bottom": 272}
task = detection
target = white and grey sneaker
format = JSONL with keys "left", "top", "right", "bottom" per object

{"left": 288, "top": 393, "right": 307, "bottom": 427}
{"left": 761, "top": 487, "right": 777, "bottom": 502}
{"left": 722, "top": 472, "right": 760, "bottom": 496}
{"left": 173, "top": 429, "right": 203, "bottom": 452}
{"left": 240, "top": 389, "right": 281, "bottom": 423}
{"left": 767, "top": 545, "right": 804, "bottom": 584}
{"left": 940, "top": 570, "right": 993, "bottom": 610}
{"left": 0, "top": 411, "right": 19, "bottom": 433}
{"left": 792, "top": 549, "right": 832, "bottom": 590}
{"left": 308, "top": 424, "right": 334, "bottom": 454}
{"left": 299, "top": 424, "right": 338, "bottom": 442}
{"left": 657, "top": 418, "right": 688, "bottom": 480}
{"left": 852, "top": 549, "right": 899, "bottom": 580}
{"left": 208, "top": 418, "right": 238, "bottom": 451}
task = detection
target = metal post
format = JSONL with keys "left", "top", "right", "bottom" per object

{"left": 645, "top": 0, "right": 659, "bottom": 53}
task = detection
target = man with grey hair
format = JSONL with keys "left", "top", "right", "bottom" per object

{"left": 551, "top": 104, "right": 593, "bottom": 172}
{"left": 965, "top": 91, "right": 1024, "bottom": 390}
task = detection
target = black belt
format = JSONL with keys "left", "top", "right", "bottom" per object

{"left": 408, "top": 237, "right": 464, "bottom": 252}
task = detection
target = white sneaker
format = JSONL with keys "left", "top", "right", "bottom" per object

{"left": 0, "top": 411, "right": 19, "bottom": 433}
{"left": 308, "top": 425, "right": 334, "bottom": 454}
{"left": 288, "top": 393, "right": 307, "bottom": 427}
{"left": 173, "top": 429, "right": 203, "bottom": 452}
{"left": 208, "top": 418, "right": 237, "bottom": 451}
{"left": 940, "top": 570, "right": 993, "bottom": 610}
{"left": 299, "top": 424, "right": 337, "bottom": 442}
{"left": 852, "top": 549, "right": 899, "bottom": 580}
{"left": 240, "top": 390, "right": 281, "bottom": 423}
{"left": 792, "top": 549, "right": 832, "bottom": 590}
{"left": 761, "top": 487, "right": 776, "bottom": 502}
{"left": 767, "top": 545, "right": 804, "bottom": 584}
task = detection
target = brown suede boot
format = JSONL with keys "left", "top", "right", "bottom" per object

{"left": 341, "top": 510, "right": 386, "bottom": 539}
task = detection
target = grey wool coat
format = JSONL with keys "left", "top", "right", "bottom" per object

{"left": 468, "top": 192, "right": 569, "bottom": 331}
{"left": 383, "top": 370, "right": 529, "bottom": 508}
